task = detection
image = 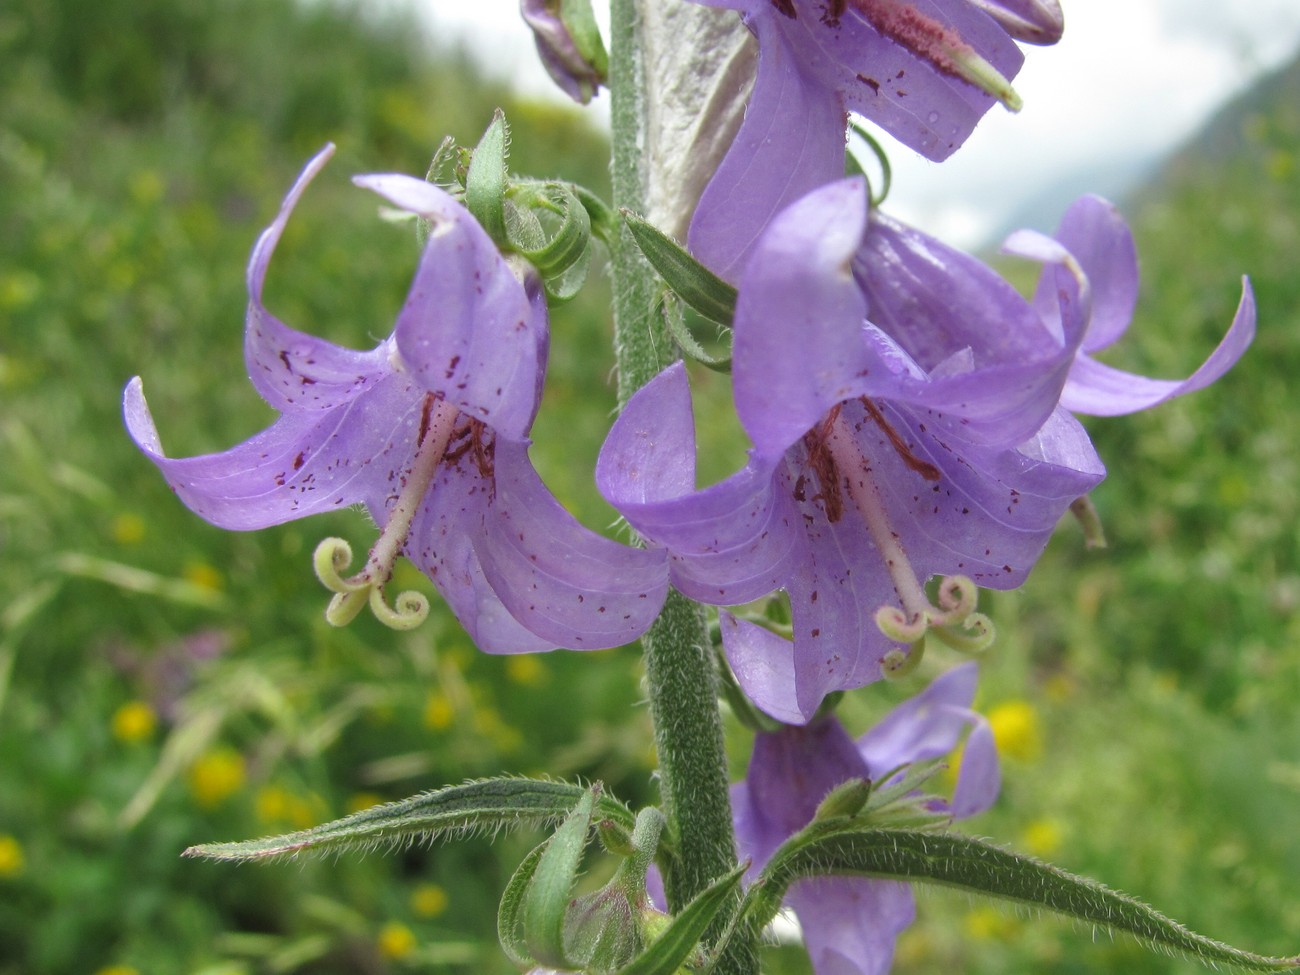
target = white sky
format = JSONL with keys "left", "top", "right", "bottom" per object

{"left": 417, "top": 0, "right": 1300, "bottom": 247}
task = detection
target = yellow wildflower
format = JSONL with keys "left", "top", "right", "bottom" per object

{"left": 986, "top": 700, "right": 1042, "bottom": 762}
{"left": 111, "top": 700, "right": 157, "bottom": 744}
{"left": 187, "top": 747, "right": 246, "bottom": 808}
{"left": 964, "top": 906, "right": 1017, "bottom": 941}
{"left": 0, "top": 834, "right": 25, "bottom": 878}
{"left": 110, "top": 513, "right": 146, "bottom": 545}
{"left": 505, "top": 654, "right": 547, "bottom": 687}
{"left": 423, "top": 693, "right": 454, "bottom": 731}
{"left": 1020, "top": 817, "right": 1065, "bottom": 858}
{"left": 411, "top": 883, "right": 449, "bottom": 918}
{"left": 183, "top": 561, "right": 224, "bottom": 592}
{"left": 347, "top": 792, "right": 385, "bottom": 815}
{"left": 255, "top": 785, "right": 319, "bottom": 827}
{"left": 377, "top": 921, "right": 417, "bottom": 960}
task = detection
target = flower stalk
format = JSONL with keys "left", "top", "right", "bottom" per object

{"left": 609, "top": 1, "right": 756, "bottom": 972}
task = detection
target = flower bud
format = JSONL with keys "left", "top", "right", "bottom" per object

{"left": 521, "top": 0, "right": 608, "bottom": 104}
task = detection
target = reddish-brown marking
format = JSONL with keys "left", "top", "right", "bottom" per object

{"left": 860, "top": 398, "right": 941, "bottom": 481}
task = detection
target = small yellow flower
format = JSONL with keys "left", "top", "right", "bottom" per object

{"left": 183, "top": 561, "right": 224, "bottom": 592}
{"left": 422, "top": 693, "right": 455, "bottom": 731}
{"left": 347, "top": 792, "right": 385, "bottom": 815}
{"left": 504, "top": 654, "right": 547, "bottom": 687}
{"left": 986, "top": 700, "right": 1042, "bottom": 762}
{"left": 377, "top": 921, "right": 417, "bottom": 960}
{"left": 1020, "top": 817, "right": 1065, "bottom": 858}
{"left": 111, "top": 700, "right": 157, "bottom": 744}
{"left": 0, "top": 834, "right": 25, "bottom": 878}
{"left": 410, "top": 883, "right": 449, "bottom": 918}
{"left": 255, "top": 785, "right": 295, "bottom": 825}
{"left": 964, "top": 906, "right": 1016, "bottom": 941}
{"left": 187, "top": 747, "right": 246, "bottom": 808}
{"left": 473, "top": 706, "right": 521, "bottom": 753}
{"left": 110, "top": 513, "right": 147, "bottom": 545}
{"left": 94, "top": 967, "right": 140, "bottom": 975}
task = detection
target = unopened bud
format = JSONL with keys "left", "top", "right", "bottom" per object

{"left": 520, "top": 0, "right": 608, "bottom": 105}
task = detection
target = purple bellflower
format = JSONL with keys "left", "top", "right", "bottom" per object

{"left": 599, "top": 178, "right": 1254, "bottom": 722}
{"left": 735, "top": 663, "right": 999, "bottom": 975}
{"left": 126, "top": 145, "right": 667, "bottom": 652}
{"left": 687, "top": 0, "right": 1038, "bottom": 280}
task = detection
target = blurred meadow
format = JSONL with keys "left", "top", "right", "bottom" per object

{"left": 2, "top": 1, "right": 1299, "bottom": 973}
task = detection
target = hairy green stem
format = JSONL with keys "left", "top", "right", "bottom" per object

{"left": 609, "top": 2, "right": 757, "bottom": 972}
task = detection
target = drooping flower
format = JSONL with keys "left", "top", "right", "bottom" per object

{"left": 733, "top": 663, "right": 999, "bottom": 975}
{"left": 687, "top": 0, "right": 1040, "bottom": 279}
{"left": 599, "top": 177, "right": 1254, "bottom": 721}
{"left": 126, "top": 145, "right": 667, "bottom": 652}
{"left": 520, "top": 0, "right": 608, "bottom": 105}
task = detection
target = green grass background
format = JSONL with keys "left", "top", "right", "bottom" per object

{"left": 2, "top": 1, "right": 1298, "bottom": 972}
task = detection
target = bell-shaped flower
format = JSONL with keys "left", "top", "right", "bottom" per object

{"left": 687, "top": 0, "right": 1034, "bottom": 280}
{"left": 732, "top": 663, "right": 999, "bottom": 975}
{"left": 125, "top": 145, "right": 667, "bottom": 653}
{"left": 601, "top": 178, "right": 1253, "bottom": 721}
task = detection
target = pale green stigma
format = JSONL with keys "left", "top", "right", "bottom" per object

{"left": 309, "top": 394, "right": 461, "bottom": 631}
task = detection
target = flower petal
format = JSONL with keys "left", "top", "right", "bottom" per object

{"left": 787, "top": 876, "right": 915, "bottom": 975}
{"left": 243, "top": 145, "right": 393, "bottom": 413}
{"left": 475, "top": 438, "right": 668, "bottom": 650}
{"left": 355, "top": 173, "right": 547, "bottom": 439}
{"left": 857, "top": 663, "right": 977, "bottom": 771}
{"left": 848, "top": 399, "right": 1104, "bottom": 590}
{"left": 686, "top": 16, "right": 846, "bottom": 282}
{"left": 720, "top": 612, "right": 804, "bottom": 725}
{"left": 1061, "top": 278, "right": 1256, "bottom": 416}
{"left": 124, "top": 373, "right": 421, "bottom": 530}
{"left": 402, "top": 457, "right": 557, "bottom": 654}
{"left": 952, "top": 715, "right": 1000, "bottom": 817}
{"left": 597, "top": 364, "right": 799, "bottom": 604}
{"left": 732, "top": 179, "right": 874, "bottom": 456}
{"left": 1036, "top": 195, "right": 1138, "bottom": 355}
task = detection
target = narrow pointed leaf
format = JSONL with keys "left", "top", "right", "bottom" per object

{"left": 524, "top": 786, "right": 598, "bottom": 968}
{"left": 498, "top": 839, "right": 549, "bottom": 966}
{"left": 466, "top": 110, "right": 509, "bottom": 243}
{"left": 623, "top": 210, "right": 738, "bottom": 325}
{"left": 183, "top": 777, "right": 634, "bottom": 861}
{"left": 658, "top": 292, "right": 731, "bottom": 372}
{"left": 748, "top": 826, "right": 1300, "bottom": 973}
{"left": 616, "top": 861, "right": 747, "bottom": 975}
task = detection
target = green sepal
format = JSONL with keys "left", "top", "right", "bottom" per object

{"left": 498, "top": 837, "right": 549, "bottom": 967}
{"left": 506, "top": 180, "right": 594, "bottom": 300}
{"left": 417, "top": 134, "right": 459, "bottom": 249}
{"left": 813, "top": 777, "right": 872, "bottom": 821}
{"left": 573, "top": 183, "right": 620, "bottom": 244}
{"left": 845, "top": 120, "right": 893, "bottom": 207}
{"left": 524, "top": 785, "right": 599, "bottom": 968}
{"left": 657, "top": 291, "right": 731, "bottom": 373}
{"left": 745, "top": 825, "right": 1300, "bottom": 973}
{"left": 560, "top": 0, "right": 609, "bottom": 79}
{"left": 615, "top": 860, "right": 747, "bottom": 975}
{"left": 622, "top": 210, "right": 737, "bottom": 326}
{"left": 465, "top": 109, "right": 510, "bottom": 245}
{"left": 182, "top": 777, "right": 635, "bottom": 862}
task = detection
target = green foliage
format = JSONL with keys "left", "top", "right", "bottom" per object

{"left": 3, "top": 0, "right": 1300, "bottom": 971}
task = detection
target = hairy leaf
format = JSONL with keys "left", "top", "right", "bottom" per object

{"left": 184, "top": 777, "right": 634, "bottom": 862}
